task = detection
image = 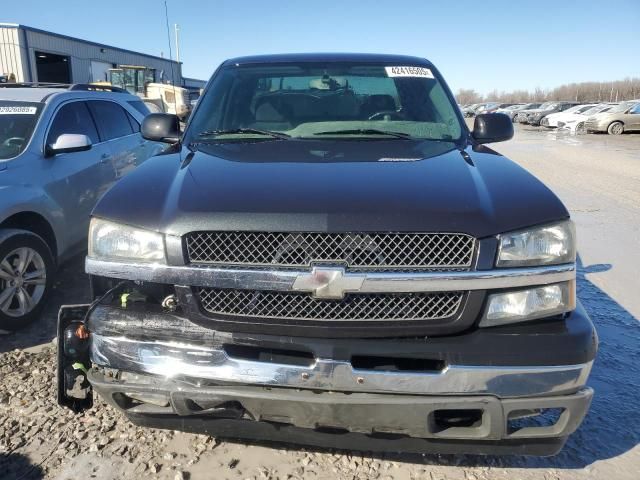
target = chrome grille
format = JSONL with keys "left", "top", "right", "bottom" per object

{"left": 186, "top": 232, "right": 475, "bottom": 270}
{"left": 197, "top": 288, "right": 463, "bottom": 321}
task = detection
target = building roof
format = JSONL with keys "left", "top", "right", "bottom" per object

{"left": 222, "top": 52, "right": 433, "bottom": 66}
{"left": 0, "top": 23, "right": 181, "bottom": 65}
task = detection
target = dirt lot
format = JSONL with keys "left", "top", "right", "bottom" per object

{"left": 1, "top": 126, "right": 639, "bottom": 480}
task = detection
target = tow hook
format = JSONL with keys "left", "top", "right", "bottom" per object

{"left": 57, "top": 304, "right": 93, "bottom": 412}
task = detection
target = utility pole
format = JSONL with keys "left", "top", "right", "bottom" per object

{"left": 174, "top": 24, "right": 180, "bottom": 63}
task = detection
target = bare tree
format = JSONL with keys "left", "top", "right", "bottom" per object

{"left": 473, "top": 78, "right": 640, "bottom": 103}
{"left": 455, "top": 88, "right": 483, "bottom": 105}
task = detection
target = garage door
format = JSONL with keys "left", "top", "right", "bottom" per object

{"left": 90, "top": 61, "right": 114, "bottom": 83}
{"left": 35, "top": 51, "right": 71, "bottom": 83}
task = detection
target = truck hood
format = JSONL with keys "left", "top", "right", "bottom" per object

{"left": 93, "top": 139, "right": 568, "bottom": 238}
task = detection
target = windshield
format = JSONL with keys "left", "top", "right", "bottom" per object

{"left": 0, "top": 101, "right": 43, "bottom": 160}
{"left": 575, "top": 105, "right": 595, "bottom": 113}
{"left": 187, "top": 62, "right": 462, "bottom": 142}
{"left": 563, "top": 105, "right": 588, "bottom": 114}
{"left": 608, "top": 102, "right": 636, "bottom": 113}
{"left": 583, "top": 105, "right": 608, "bottom": 115}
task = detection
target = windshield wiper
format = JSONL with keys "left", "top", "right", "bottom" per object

{"left": 312, "top": 129, "right": 412, "bottom": 139}
{"left": 197, "top": 128, "right": 291, "bottom": 140}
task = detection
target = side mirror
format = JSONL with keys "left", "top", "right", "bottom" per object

{"left": 472, "top": 113, "right": 514, "bottom": 144}
{"left": 46, "top": 134, "right": 92, "bottom": 156}
{"left": 141, "top": 113, "right": 181, "bottom": 143}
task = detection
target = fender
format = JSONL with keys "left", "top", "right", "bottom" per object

{"left": 0, "top": 183, "right": 66, "bottom": 258}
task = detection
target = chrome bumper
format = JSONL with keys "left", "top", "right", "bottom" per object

{"left": 90, "top": 333, "right": 592, "bottom": 398}
{"left": 85, "top": 257, "right": 575, "bottom": 294}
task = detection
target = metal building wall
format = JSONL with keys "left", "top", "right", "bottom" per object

{"left": 0, "top": 26, "right": 28, "bottom": 82}
{"left": 0, "top": 25, "right": 182, "bottom": 85}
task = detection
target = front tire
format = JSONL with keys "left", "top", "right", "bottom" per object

{"left": 607, "top": 121, "right": 624, "bottom": 135}
{"left": 0, "top": 230, "right": 54, "bottom": 331}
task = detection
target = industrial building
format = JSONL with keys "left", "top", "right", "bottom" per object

{"left": 0, "top": 23, "right": 201, "bottom": 88}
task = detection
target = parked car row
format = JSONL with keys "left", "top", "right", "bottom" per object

{"left": 460, "top": 99, "right": 640, "bottom": 134}
{"left": 461, "top": 102, "right": 518, "bottom": 117}
{"left": 514, "top": 101, "right": 580, "bottom": 126}
{"left": 521, "top": 100, "right": 640, "bottom": 134}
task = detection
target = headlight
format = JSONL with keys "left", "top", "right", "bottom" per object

{"left": 497, "top": 221, "right": 575, "bottom": 267}
{"left": 480, "top": 281, "right": 575, "bottom": 327}
{"left": 88, "top": 218, "right": 166, "bottom": 263}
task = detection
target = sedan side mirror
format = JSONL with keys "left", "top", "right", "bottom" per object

{"left": 141, "top": 113, "right": 181, "bottom": 143}
{"left": 472, "top": 113, "right": 514, "bottom": 144}
{"left": 46, "top": 134, "right": 92, "bottom": 157}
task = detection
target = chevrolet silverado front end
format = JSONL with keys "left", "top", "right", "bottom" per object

{"left": 57, "top": 53, "right": 597, "bottom": 456}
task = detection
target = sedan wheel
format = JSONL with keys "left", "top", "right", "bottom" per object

{"left": 0, "top": 230, "right": 54, "bottom": 331}
{"left": 0, "top": 247, "right": 47, "bottom": 317}
{"left": 607, "top": 121, "right": 624, "bottom": 135}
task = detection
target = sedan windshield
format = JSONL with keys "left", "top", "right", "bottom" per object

{"left": 187, "top": 62, "right": 463, "bottom": 142}
{"left": 0, "top": 101, "right": 43, "bottom": 160}
{"left": 608, "top": 102, "right": 636, "bottom": 113}
{"left": 563, "top": 105, "right": 589, "bottom": 114}
{"left": 582, "top": 106, "right": 604, "bottom": 115}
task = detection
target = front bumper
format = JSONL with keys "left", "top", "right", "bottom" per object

{"left": 90, "top": 368, "right": 593, "bottom": 455}
{"left": 529, "top": 116, "right": 546, "bottom": 126}
{"left": 90, "top": 332, "right": 592, "bottom": 398}
{"left": 76, "top": 301, "right": 597, "bottom": 454}
{"left": 585, "top": 120, "right": 607, "bottom": 132}
{"left": 541, "top": 117, "right": 557, "bottom": 127}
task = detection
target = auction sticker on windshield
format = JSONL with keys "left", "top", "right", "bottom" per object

{"left": 385, "top": 66, "right": 434, "bottom": 78}
{"left": 0, "top": 106, "right": 38, "bottom": 114}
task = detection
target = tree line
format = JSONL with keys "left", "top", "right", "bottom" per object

{"left": 456, "top": 78, "right": 640, "bottom": 105}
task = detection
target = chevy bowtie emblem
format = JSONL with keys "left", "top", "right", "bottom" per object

{"left": 292, "top": 266, "right": 365, "bottom": 299}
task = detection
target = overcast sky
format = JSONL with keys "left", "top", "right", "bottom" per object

{"left": 5, "top": 0, "right": 639, "bottom": 94}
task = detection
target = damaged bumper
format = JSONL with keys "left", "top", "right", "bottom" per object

{"left": 55, "top": 300, "right": 599, "bottom": 455}
{"left": 90, "top": 368, "right": 593, "bottom": 445}
{"left": 90, "top": 332, "right": 593, "bottom": 398}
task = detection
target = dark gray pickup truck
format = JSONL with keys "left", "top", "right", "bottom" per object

{"left": 57, "top": 53, "right": 597, "bottom": 456}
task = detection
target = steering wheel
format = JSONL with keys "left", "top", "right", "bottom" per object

{"left": 2, "top": 137, "right": 25, "bottom": 148}
{"left": 368, "top": 111, "right": 404, "bottom": 121}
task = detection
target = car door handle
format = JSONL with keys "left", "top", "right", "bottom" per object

{"left": 100, "top": 153, "right": 111, "bottom": 164}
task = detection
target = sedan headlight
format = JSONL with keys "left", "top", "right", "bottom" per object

{"left": 88, "top": 218, "right": 166, "bottom": 263}
{"left": 497, "top": 221, "right": 575, "bottom": 267}
{"left": 480, "top": 281, "right": 575, "bottom": 327}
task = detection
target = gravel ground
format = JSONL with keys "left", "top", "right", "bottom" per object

{"left": 1, "top": 125, "right": 639, "bottom": 480}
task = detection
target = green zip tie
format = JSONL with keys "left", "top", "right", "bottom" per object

{"left": 72, "top": 362, "right": 88, "bottom": 374}
{"left": 121, "top": 293, "right": 130, "bottom": 308}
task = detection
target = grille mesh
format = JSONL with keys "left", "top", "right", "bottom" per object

{"left": 197, "top": 288, "right": 463, "bottom": 322}
{"left": 186, "top": 232, "right": 475, "bottom": 270}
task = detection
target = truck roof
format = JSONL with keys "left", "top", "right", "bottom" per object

{"left": 222, "top": 52, "right": 433, "bottom": 66}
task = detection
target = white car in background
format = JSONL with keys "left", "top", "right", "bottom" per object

{"left": 542, "top": 104, "right": 597, "bottom": 128}
{"left": 557, "top": 104, "right": 618, "bottom": 134}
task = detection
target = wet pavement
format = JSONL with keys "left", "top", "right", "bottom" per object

{"left": 1, "top": 125, "right": 639, "bottom": 479}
